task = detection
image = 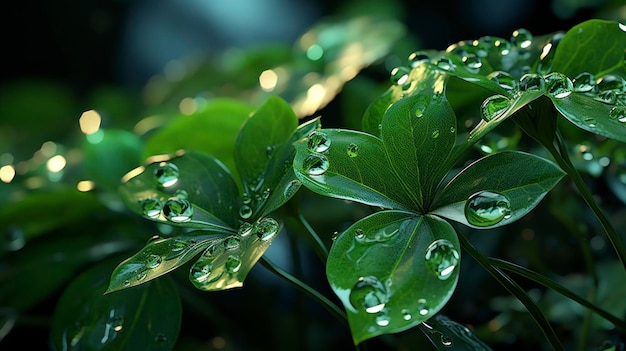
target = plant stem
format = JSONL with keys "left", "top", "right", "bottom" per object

{"left": 297, "top": 210, "right": 329, "bottom": 262}
{"left": 456, "top": 230, "right": 565, "bottom": 351}
{"left": 549, "top": 131, "right": 626, "bottom": 270}
{"left": 258, "top": 256, "right": 347, "bottom": 326}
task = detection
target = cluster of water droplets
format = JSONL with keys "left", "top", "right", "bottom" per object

{"left": 302, "top": 130, "right": 339, "bottom": 176}
{"left": 138, "top": 162, "right": 194, "bottom": 223}
{"left": 345, "top": 225, "right": 460, "bottom": 328}
{"left": 189, "top": 217, "right": 280, "bottom": 288}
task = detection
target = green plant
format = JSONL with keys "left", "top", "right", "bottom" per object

{"left": 1, "top": 9, "right": 626, "bottom": 351}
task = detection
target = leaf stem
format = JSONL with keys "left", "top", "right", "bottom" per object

{"left": 549, "top": 130, "right": 626, "bottom": 270}
{"left": 456, "top": 230, "right": 565, "bottom": 351}
{"left": 297, "top": 210, "right": 329, "bottom": 262}
{"left": 258, "top": 257, "right": 347, "bottom": 326}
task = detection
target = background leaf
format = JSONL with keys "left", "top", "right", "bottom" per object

{"left": 293, "top": 129, "right": 413, "bottom": 210}
{"left": 418, "top": 314, "right": 493, "bottom": 350}
{"left": 327, "top": 211, "right": 460, "bottom": 344}
{"left": 52, "top": 259, "right": 181, "bottom": 351}
{"left": 119, "top": 151, "right": 240, "bottom": 231}
{"left": 431, "top": 151, "right": 565, "bottom": 229}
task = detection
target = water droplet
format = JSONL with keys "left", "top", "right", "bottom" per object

{"left": 303, "top": 154, "right": 329, "bottom": 176}
{"left": 190, "top": 263, "right": 212, "bottom": 283}
{"left": 544, "top": 72, "right": 573, "bottom": 98}
{"left": 519, "top": 73, "right": 545, "bottom": 92}
{"left": 462, "top": 54, "right": 482, "bottom": 73}
{"left": 241, "top": 193, "right": 252, "bottom": 204}
{"left": 141, "top": 198, "right": 163, "bottom": 219}
{"left": 464, "top": 191, "right": 511, "bottom": 227}
{"left": 417, "top": 298, "right": 429, "bottom": 316}
{"left": 239, "top": 205, "right": 252, "bottom": 219}
{"left": 145, "top": 254, "right": 162, "bottom": 269}
{"left": 108, "top": 314, "right": 124, "bottom": 333}
{"left": 283, "top": 179, "right": 301, "bottom": 198}
{"left": 307, "top": 131, "right": 331, "bottom": 153}
{"left": 597, "top": 74, "right": 625, "bottom": 93}
{"left": 331, "top": 231, "right": 339, "bottom": 241}
{"left": 424, "top": 239, "right": 460, "bottom": 280}
{"left": 487, "top": 71, "right": 518, "bottom": 92}
{"left": 355, "top": 228, "right": 365, "bottom": 240}
{"left": 265, "top": 145, "right": 275, "bottom": 158}
{"left": 609, "top": 106, "right": 626, "bottom": 123}
{"left": 136, "top": 271, "right": 147, "bottom": 282}
{"left": 225, "top": 255, "right": 242, "bottom": 273}
{"left": 480, "top": 95, "right": 510, "bottom": 122}
{"left": 401, "top": 308, "right": 412, "bottom": 321}
{"left": 162, "top": 198, "right": 193, "bottom": 222}
{"left": 390, "top": 66, "right": 410, "bottom": 85}
{"left": 511, "top": 28, "right": 532, "bottom": 49}
{"left": 174, "top": 189, "right": 188, "bottom": 199}
{"left": 349, "top": 276, "right": 388, "bottom": 314}
{"left": 124, "top": 280, "right": 130, "bottom": 287}
{"left": 407, "top": 51, "right": 430, "bottom": 68}
{"left": 477, "top": 36, "right": 511, "bottom": 55}
{"left": 449, "top": 126, "right": 456, "bottom": 134}
{"left": 154, "top": 334, "right": 167, "bottom": 343}
{"left": 431, "top": 130, "right": 440, "bottom": 138}
{"left": 169, "top": 239, "right": 188, "bottom": 252}
{"left": 435, "top": 57, "right": 455, "bottom": 71}
{"left": 346, "top": 143, "right": 359, "bottom": 158}
{"left": 595, "top": 90, "right": 617, "bottom": 104}
{"left": 375, "top": 313, "right": 391, "bottom": 327}
{"left": 238, "top": 222, "right": 253, "bottom": 237}
{"left": 154, "top": 162, "right": 179, "bottom": 188}
{"left": 253, "top": 217, "right": 280, "bottom": 241}
{"left": 412, "top": 95, "right": 431, "bottom": 118}
{"left": 573, "top": 72, "right": 596, "bottom": 92}
{"left": 223, "top": 236, "right": 241, "bottom": 250}
{"left": 441, "top": 335, "right": 453, "bottom": 346}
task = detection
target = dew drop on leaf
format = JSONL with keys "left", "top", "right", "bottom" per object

{"left": 375, "top": 312, "right": 391, "bottom": 327}
{"left": 424, "top": 239, "right": 460, "bottom": 280}
{"left": 436, "top": 57, "right": 455, "bottom": 71}
{"left": 464, "top": 191, "right": 511, "bottom": 227}
{"left": 154, "top": 334, "right": 167, "bottom": 343}
{"left": 480, "top": 95, "right": 510, "bottom": 122}
{"left": 141, "top": 197, "right": 163, "bottom": 219}
{"left": 190, "top": 263, "right": 212, "bottom": 283}
{"left": 355, "top": 228, "right": 365, "bottom": 240}
{"left": 572, "top": 72, "right": 596, "bottom": 92}
{"left": 487, "top": 71, "right": 518, "bottom": 92}
{"left": 303, "top": 154, "right": 329, "bottom": 176}
{"left": 390, "top": 66, "right": 410, "bottom": 85}
{"left": 519, "top": 73, "right": 545, "bottom": 92}
{"left": 408, "top": 51, "right": 430, "bottom": 68}
{"left": 307, "top": 131, "right": 331, "bottom": 153}
{"left": 162, "top": 198, "right": 193, "bottom": 222}
{"left": 225, "top": 255, "right": 242, "bottom": 273}
{"left": 145, "top": 254, "right": 163, "bottom": 269}
{"left": 238, "top": 222, "right": 253, "bottom": 237}
{"left": 401, "top": 308, "right": 412, "bottom": 321}
{"left": 412, "top": 95, "right": 431, "bottom": 118}
{"left": 609, "top": 106, "right": 626, "bottom": 123}
{"left": 154, "top": 162, "right": 179, "bottom": 188}
{"left": 346, "top": 143, "right": 359, "bottom": 158}
{"left": 597, "top": 74, "right": 625, "bottom": 93}
{"left": 595, "top": 90, "right": 617, "bottom": 104}
{"left": 169, "top": 239, "right": 188, "bottom": 253}
{"left": 462, "top": 54, "right": 482, "bottom": 73}
{"left": 241, "top": 193, "right": 252, "bottom": 204}
{"left": 511, "top": 28, "right": 532, "bottom": 49}
{"left": 431, "top": 130, "right": 440, "bottom": 139}
{"left": 136, "top": 271, "right": 147, "bottom": 282}
{"left": 239, "top": 205, "right": 252, "bottom": 219}
{"left": 223, "top": 236, "right": 241, "bottom": 250}
{"left": 349, "top": 276, "right": 388, "bottom": 314}
{"left": 254, "top": 217, "right": 280, "bottom": 241}
{"left": 417, "top": 298, "right": 429, "bottom": 316}
{"left": 544, "top": 72, "right": 573, "bottom": 98}
{"left": 283, "top": 179, "right": 301, "bottom": 198}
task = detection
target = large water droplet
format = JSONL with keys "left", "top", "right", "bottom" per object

{"left": 349, "top": 276, "right": 388, "bottom": 314}
{"left": 283, "top": 179, "right": 301, "bottom": 198}
{"left": 544, "top": 72, "right": 573, "bottom": 98}
{"left": 225, "top": 255, "right": 242, "bottom": 273}
{"left": 595, "top": 90, "right": 617, "bottom": 104}
{"left": 141, "top": 198, "right": 163, "bottom": 219}
{"left": 223, "top": 236, "right": 241, "bottom": 250}
{"left": 519, "top": 73, "right": 545, "bottom": 92}
{"left": 462, "top": 54, "right": 482, "bottom": 73}
{"left": 190, "top": 263, "right": 212, "bottom": 283}
{"left": 154, "top": 162, "right": 179, "bottom": 188}
{"left": 597, "top": 74, "right": 626, "bottom": 93}
{"left": 303, "top": 154, "right": 329, "bottom": 176}
{"left": 346, "top": 143, "right": 359, "bottom": 158}
{"left": 407, "top": 51, "right": 430, "bottom": 68}
{"left": 435, "top": 57, "right": 455, "bottom": 71}
{"left": 573, "top": 72, "right": 596, "bottom": 92}
{"left": 162, "top": 198, "right": 193, "bottom": 222}
{"left": 239, "top": 205, "right": 252, "bottom": 219}
{"left": 480, "top": 95, "right": 510, "bottom": 122}
{"left": 174, "top": 189, "right": 188, "bottom": 200}
{"left": 307, "top": 131, "right": 331, "bottom": 153}
{"left": 511, "top": 28, "right": 532, "bottom": 49}
{"left": 609, "top": 106, "right": 626, "bottom": 123}
{"left": 254, "top": 217, "right": 280, "bottom": 241}
{"left": 169, "top": 239, "right": 188, "bottom": 253}
{"left": 464, "top": 191, "right": 511, "bottom": 227}
{"left": 487, "top": 71, "right": 518, "bottom": 92}
{"left": 145, "top": 254, "right": 163, "bottom": 269}
{"left": 390, "top": 66, "right": 410, "bottom": 85}
{"left": 424, "top": 239, "right": 460, "bottom": 280}
{"left": 238, "top": 222, "right": 253, "bottom": 237}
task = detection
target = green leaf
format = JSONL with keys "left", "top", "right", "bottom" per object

{"left": 418, "top": 314, "right": 493, "bottom": 350}
{"left": 551, "top": 92, "right": 626, "bottom": 143}
{"left": 431, "top": 151, "right": 565, "bottom": 229}
{"left": 551, "top": 19, "right": 626, "bottom": 77}
{"left": 105, "top": 231, "right": 224, "bottom": 293}
{"left": 327, "top": 211, "right": 460, "bottom": 344}
{"left": 52, "top": 259, "right": 181, "bottom": 351}
{"left": 293, "top": 129, "right": 413, "bottom": 211}
{"left": 142, "top": 98, "right": 255, "bottom": 180}
{"left": 83, "top": 129, "right": 144, "bottom": 192}
{"left": 381, "top": 73, "right": 456, "bottom": 208}
{"left": 119, "top": 151, "right": 240, "bottom": 231}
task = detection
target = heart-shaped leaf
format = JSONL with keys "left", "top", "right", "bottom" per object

{"left": 431, "top": 150, "right": 565, "bottom": 229}
{"left": 52, "top": 259, "right": 181, "bottom": 351}
{"left": 293, "top": 129, "right": 413, "bottom": 211}
{"left": 119, "top": 151, "right": 240, "bottom": 231}
{"left": 327, "top": 211, "right": 460, "bottom": 344}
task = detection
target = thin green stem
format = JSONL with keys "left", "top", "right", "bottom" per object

{"left": 488, "top": 258, "right": 626, "bottom": 332}
{"left": 258, "top": 257, "right": 347, "bottom": 326}
{"left": 297, "top": 210, "right": 329, "bottom": 262}
{"left": 457, "top": 230, "right": 565, "bottom": 351}
{"left": 549, "top": 131, "right": 626, "bottom": 270}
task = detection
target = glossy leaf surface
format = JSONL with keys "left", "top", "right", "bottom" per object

{"left": 431, "top": 151, "right": 565, "bottom": 229}
{"left": 327, "top": 211, "right": 460, "bottom": 344}
{"left": 418, "top": 314, "right": 492, "bottom": 350}
{"left": 52, "top": 260, "right": 181, "bottom": 351}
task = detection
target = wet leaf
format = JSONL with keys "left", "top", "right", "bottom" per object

{"left": 418, "top": 314, "right": 492, "bottom": 350}
{"left": 52, "top": 259, "right": 181, "bottom": 351}
{"left": 119, "top": 151, "right": 240, "bottom": 231}
{"left": 327, "top": 211, "right": 459, "bottom": 344}
{"left": 431, "top": 151, "right": 565, "bottom": 229}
